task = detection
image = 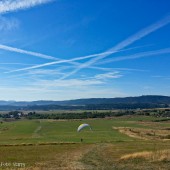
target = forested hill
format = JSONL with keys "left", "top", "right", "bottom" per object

{"left": 0, "top": 95, "right": 170, "bottom": 106}
{"left": 53, "top": 95, "right": 170, "bottom": 105}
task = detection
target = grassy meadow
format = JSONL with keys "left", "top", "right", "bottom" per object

{"left": 0, "top": 116, "right": 169, "bottom": 169}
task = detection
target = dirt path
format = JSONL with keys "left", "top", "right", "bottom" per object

{"left": 32, "top": 121, "right": 42, "bottom": 138}
{"left": 27, "top": 144, "right": 95, "bottom": 170}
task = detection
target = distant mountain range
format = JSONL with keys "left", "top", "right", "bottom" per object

{"left": 0, "top": 95, "right": 170, "bottom": 106}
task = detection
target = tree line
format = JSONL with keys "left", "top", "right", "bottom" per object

{"left": 0, "top": 108, "right": 170, "bottom": 120}
{"left": 0, "top": 103, "right": 168, "bottom": 111}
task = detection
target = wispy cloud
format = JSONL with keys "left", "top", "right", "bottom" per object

{"left": 5, "top": 70, "right": 127, "bottom": 100}
{"left": 94, "top": 72, "right": 122, "bottom": 80}
{"left": 0, "top": 66, "right": 10, "bottom": 71}
{"left": 143, "top": 86, "right": 152, "bottom": 90}
{"left": 0, "top": 0, "right": 53, "bottom": 14}
{"left": 1, "top": 72, "right": 125, "bottom": 101}
{"left": 152, "top": 75, "right": 170, "bottom": 79}
{"left": 3, "top": 66, "right": 72, "bottom": 80}
{"left": 0, "top": 16, "right": 19, "bottom": 31}
{"left": 34, "top": 79, "right": 104, "bottom": 88}
{"left": 0, "top": 85, "right": 126, "bottom": 101}
{"left": 60, "top": 15, "right": 170, "bottom": 80}
{"left": 0, "top": 76, "right": 104, "bottom": 90}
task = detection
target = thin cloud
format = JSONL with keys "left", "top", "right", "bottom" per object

{"left": 60, "top": 15, "right": 170, "bottom": 80}
{"left": 0, "top": 85, "right": 126, "bottom": 101}
{"left": 6, "top": 66, "right": 116, "bottom": 79}
{"left": 0, "top": 16, "right": 19, "bottom": 31}
{"left": 34, "top": 79, "right": 104, "bottom": 87}
{"left": 109, "top": 68, "right": 147, "bottom": 72}
{"left": 152, "top": 75, "right": 170, "bottom": 79}
{"left": 95, "top": 72, "right": 122, "bottom": 80}
{"left": 0, "top": 66, "right": 10, "bottom": 71}
{"left": 0, "top": 0, "right": 53, "bottom": 14}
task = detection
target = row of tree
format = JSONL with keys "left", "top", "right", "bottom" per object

{"left": 26, "top": 111, "right": 135, "bottom": 119}
{"left": 0, "top": 109, "right": 170, "bottom": 120}
{"left": 0, "top": 103, "right": 168, "bottom": 111}
{"left": 26, "top": 109, "right": 170, "bottom": 120}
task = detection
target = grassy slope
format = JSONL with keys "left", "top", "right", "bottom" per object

{"left": 0, "top": 116, "right": 169, "bottom": 169}
{"left": 0, "top": 116, "right": 165, "bottom": 144}
{"left": 0, "top": 116, "right": 156, "bottom": 144}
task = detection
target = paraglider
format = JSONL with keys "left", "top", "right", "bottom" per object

{"left": 77, "top": 123, "right": 92, "bottom": 132}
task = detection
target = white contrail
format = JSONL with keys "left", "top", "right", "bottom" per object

{"left": 4, "top": 44, "right": 150, "bottom": 73}
{"left": 0, "top": 0, "right": 53, "bottom": 14}
{"left": 0, "top": 44, "right": 58, "bottom": 60}
{"left": 96, "top": 48, "right": 170, "bottom": 65}
{"left": 0, "top": 62, "right": 34, "bottom": 65}
{"left": 0, "top": 44, "right": 116, "bottom": 68}
{"left": 5, "top": 50, "right": 122, "bottom": 73}
{"left": 60, "top": 15, "right": 170, "bottom": 80}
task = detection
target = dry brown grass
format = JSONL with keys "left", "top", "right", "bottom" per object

{"left": 120, "top": 149, "right": 170, "bottom": 162}
{"left": 138, "top": 121, "right": 170, "bottom": 129}
{"left": 32, "top": 144, "right": 95, "bottom": 170}
{"left": 113, "top": 127, "right": 170, "bottom": 140}
{"left": 0, "top": 144, "right": 95, "bottom": 170}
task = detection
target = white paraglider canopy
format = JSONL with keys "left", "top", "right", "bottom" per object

{"left": 77, "top": 123, "right": 92, "bottom": 132}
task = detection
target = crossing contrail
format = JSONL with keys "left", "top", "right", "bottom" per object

{"left": 5, "top": 45, "right": 145, "bottom": 73}
{"left": 59, "top": 15, "right": 170, "bottom": 80}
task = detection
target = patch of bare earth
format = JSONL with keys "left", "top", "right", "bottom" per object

{"left": 120, "top": 149, "right": 170, "bottom": 162}
{"left": 138, "top": 121, "right": 170, "bottom": 128}
{"left": 113, "top": 127, "right": 170, "bottom": 140}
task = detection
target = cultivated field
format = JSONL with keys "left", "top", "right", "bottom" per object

{"left": 0, "top": 116, "right": 170, "bottom": 169}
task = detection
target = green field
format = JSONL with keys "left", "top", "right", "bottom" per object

{"left": 0, "top": 116, "right": 170, "bottom": 169}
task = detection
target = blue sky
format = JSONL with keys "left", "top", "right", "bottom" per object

{"left": 0, "top": 0, "right": 170, "bottom": 101}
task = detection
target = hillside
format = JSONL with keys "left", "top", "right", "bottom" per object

{"left": 0, "top": 95, "right": 169, "bottom": 111}
{"left": 0, "top": 95, "right": 170, "bottom": 106}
